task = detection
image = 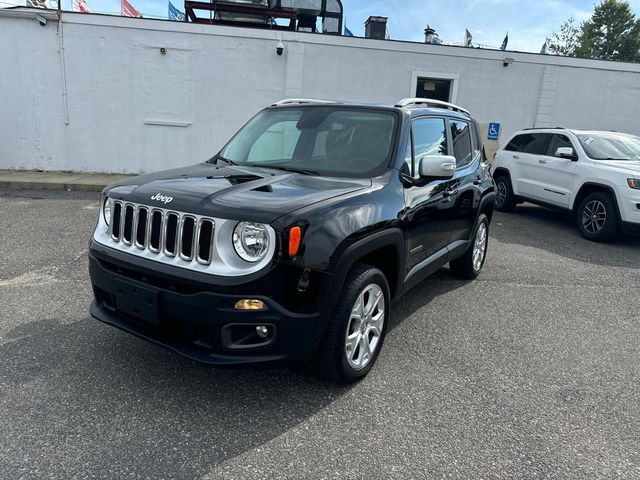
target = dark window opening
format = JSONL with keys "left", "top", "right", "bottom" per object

{"left": 415, "top": 78, "right": 452, "bottom": 103}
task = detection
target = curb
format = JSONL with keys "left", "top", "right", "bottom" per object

{"left": 0, "top": 171, "right": 133, "bottom": 193}
{"left": 0, "top": 180, "right": 107, "bottom": 193}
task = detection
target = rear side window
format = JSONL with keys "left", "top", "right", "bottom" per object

{"left": 520, "top": 133, "right": 552, "bottom": 155}
{"left": 505, "top": 135, "right": 525, "bottom": 152}
{"left": 449, "top": 120, "right": 473, "bottom": 168}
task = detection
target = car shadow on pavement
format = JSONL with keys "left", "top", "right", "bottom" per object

{"left": 0, "top": 271, "right": 463, "bottom": 479}
{"left": 0, "top": 316, "right": 349, "bottom": 479}
{"left": 491, "top": 204, "right": 639, "bottom": 269}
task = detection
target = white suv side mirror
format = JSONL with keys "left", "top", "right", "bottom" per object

{"left": 555, "top": 147, "right": 577, "bottom": 161}
{"left": 419, "top": 155, "right": 456, "bottom": 179}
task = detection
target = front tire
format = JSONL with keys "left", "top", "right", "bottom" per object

{"left": 450, "top": 214, "right": 489, "bottom": 280}
{"left": 576, "top": 192, "right": 619, "bottom": 242}
{"left": 494, "top": 176, "right": 516, "bottom": 212}
{"left": 320, "top": 264, "right": 390, "bottom": 384}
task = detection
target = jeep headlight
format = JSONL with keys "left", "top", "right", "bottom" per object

{"left": 233, "top": 222, "right": 270, "bottom": 263}
{"left": 103, "top": 197, "right": 111, "bottom": 226}
{"left": 628, "top": 178, "right": 640, "bottom": 190}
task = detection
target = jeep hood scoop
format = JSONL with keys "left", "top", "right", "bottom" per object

{"left": 106, "top": 164, "right": 371, "bottom": 223}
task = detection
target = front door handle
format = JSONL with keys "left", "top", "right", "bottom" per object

{"left": 539, "top": 159, "right": 548, "bottom": 164}
{"left": 513, "top": 154, "right": 520, "bottom": 159}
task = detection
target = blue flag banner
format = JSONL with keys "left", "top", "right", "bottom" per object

{"left": 169, "top": 1, "right": 185, "bottom": 21}
{"left": 344, "top": 20, "right": 354, "bottom": 37}
{"left": 500, "top": 32, "right": 509, "bottom": 51}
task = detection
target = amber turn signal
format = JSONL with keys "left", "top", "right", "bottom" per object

{"left": 289, "top": 226, "right": 302, "bottom": 257}
{"left": 234, "top": 299, "right": 267, "bottom": 311}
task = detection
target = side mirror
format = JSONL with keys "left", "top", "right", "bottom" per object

{"left": 419, "top": 155, "right": 456, "bottom": 180}
{"left": 555, "top": 147, "right": 577, "bottom": 161}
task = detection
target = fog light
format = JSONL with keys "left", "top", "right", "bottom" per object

{"left": 256, "top": 325, "right": 269, "bottom": 338}
{"left": 235, "top": 299, "right": 267, "bottom": 311}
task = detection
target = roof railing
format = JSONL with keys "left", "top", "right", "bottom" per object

{"left": 522, "top": 126, "right": 566, "bottom": 131}
{"left": 272, "top": 98, "right": 339, "bottom": 106}
{"left": 395, "top": 98, "right": 471, "bottom": 117}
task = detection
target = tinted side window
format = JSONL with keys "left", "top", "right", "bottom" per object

{"left": 450, "top": 120, "right": 473, "bottom": 168}
{"left": 520, "top": 133, "right": 552, "bottom": 155}
{"left": 471, "top": 123, "right": 481, "bottom": 159}
{"left": 412, "top": 118, "right": 448, "bottom": 177}
{"left": 546, "top": 134, "right": 573, "bottom": 156}
{"left": 505, "top": 135, "right": 524, "bottom": 152}
{"left": 403, "top": 134, "right": 413, "bottom": 176}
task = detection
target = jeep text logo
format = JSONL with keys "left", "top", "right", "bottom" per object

{"left": 151, "top": 193, "right": 174, "bottom": 205}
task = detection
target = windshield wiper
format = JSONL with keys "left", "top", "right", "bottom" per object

{"left": 215, "top": 155, "right": 239, "bottom": 166}
{"left": 263, "top": 165, "right": 321, "bottom": 176}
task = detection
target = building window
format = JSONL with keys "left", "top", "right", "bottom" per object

{"left": 416, "top": 78, "right": 452, "bottom": 102}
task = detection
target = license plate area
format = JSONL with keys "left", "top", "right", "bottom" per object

{"left": 114, "top": 280, "right": 160, "bottom": 325}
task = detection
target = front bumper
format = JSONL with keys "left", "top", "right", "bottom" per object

{"left": 88, "top": 246, "right": 331, "bottom": 367}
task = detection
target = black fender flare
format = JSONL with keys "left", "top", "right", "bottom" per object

{"left": 492, "top": 167, "right": 512, "bottom": 183}
{"left": 328, "top": 228, "right": 405, "bottom": 305}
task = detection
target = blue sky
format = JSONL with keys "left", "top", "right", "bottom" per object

{"left": 4, "top": 0, "right": 640, "bottom": 53}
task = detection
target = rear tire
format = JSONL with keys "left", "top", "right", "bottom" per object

{"left": 319, "top": 264, "right": 390, "bottom": 384}
{"left": 576, "top": 192, "right": 619, "bottom": 242}
{"left": 450, "top": 214, "right": 490, "bottom": 280}
{"left": 494, "top": 176, "right": 516, "bottom": 212}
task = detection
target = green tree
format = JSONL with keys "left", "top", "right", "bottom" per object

{"left": 576, "top": 0, "right": 640, "bottom": 62}
{"left": 549, "top": 16, "right": 581, "bottom": 56}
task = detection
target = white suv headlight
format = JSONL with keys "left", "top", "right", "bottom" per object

{"left": 628, "top": 178, "right": 640, "bottom": 190}
{"left": 233, "top": 222, "right": 270, "bottom": 263}
{"left": 103, "top": 198, "right": 111, "bottom": 226}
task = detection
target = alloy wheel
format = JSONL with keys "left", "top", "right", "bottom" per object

{"left": 472, "top": 223, "right": 488, "bottom": 272}
{"left": 496, "top": 181, "right": 507, "bottom": 207}
{"left": 345, "top": 284, "right": 385, "bottom": 370}
{"left": 582, "top": 200, "right": 607, "bottom": 234}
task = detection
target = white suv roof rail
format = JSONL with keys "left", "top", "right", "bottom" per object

{"left": 272, "top": 98, "right": 339, "bottom": 106}
{"left": 395, "top": 98, "right": 471, "bottom": 116}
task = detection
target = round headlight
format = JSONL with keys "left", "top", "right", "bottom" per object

{"left": 233, "top": 222, "right": 270, "bottom": 263}
{"left": 103, "top": 198, "right": 111, "bottom": 226}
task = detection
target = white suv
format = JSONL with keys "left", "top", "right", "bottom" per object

{"left": 493, "top": 128, "right": 640, "bottom": 242}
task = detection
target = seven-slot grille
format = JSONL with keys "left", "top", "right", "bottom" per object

{"left": 109, "top": 201, "right": 215, "bottom": 265}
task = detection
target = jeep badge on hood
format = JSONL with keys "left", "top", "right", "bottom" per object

{"left": 150, "top": 193, "right": 174, "bottom": 204}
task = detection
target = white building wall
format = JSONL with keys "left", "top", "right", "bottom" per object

{"left": 2, "top": 8, "right": 640, "bottom": 174}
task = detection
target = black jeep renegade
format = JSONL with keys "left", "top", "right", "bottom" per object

{"left": 89, "top": 98, "right": 496, "bottom": 383}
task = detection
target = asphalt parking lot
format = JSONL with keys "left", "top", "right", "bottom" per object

{"left": 1, "top": 189, "right": 639, "bottom": 480}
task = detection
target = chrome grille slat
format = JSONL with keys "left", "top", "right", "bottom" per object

{"left": 149, "top": 210, "right": 163, "bottom": 253}
{"left": 122, "top": 204, "right": 134, "bottom": 245}
{"left": 179, "top": 216, "right": 197, "bottom": 261}
{"left": 134, "top": 206, "right": 149, "bottom": 249}
{"left": 164, "top": 212, "right": 179, "bottom": 257}
{"left": 197, "top": 219, "right": 215, "bottom": 265}
{"left": 111, "top": 201, "right": 123, "bottom": 241}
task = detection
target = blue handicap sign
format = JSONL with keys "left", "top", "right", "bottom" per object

{"left": 488, "top": 123, "right": 500, "bottom": 141}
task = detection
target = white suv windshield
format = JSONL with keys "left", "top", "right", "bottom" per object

{"left": 216, "top": 107, "right": 398, "bottom": 178}
{"left": 577, "top": 133, "right": 640, "bottom": 161}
